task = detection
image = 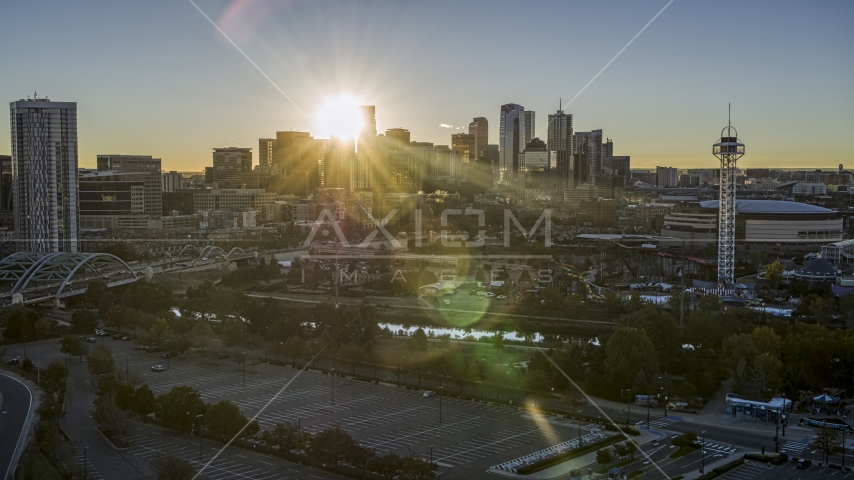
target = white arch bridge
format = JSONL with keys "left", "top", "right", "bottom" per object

{"left": 0, "top": 246, "right": 255, "bottom": 306}
{"left": 0, "top": 252, "right": 140, "bottom": 305}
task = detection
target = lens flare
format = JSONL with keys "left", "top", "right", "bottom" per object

{"left": 314, "top": 93, "right": 364, "bottom": 140}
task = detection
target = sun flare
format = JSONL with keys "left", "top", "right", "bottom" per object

{"left": 314, "top": 93, "right": 364, "bottom": 140}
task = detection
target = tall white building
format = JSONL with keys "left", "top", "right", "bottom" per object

{"left": 10, "top": 95, "right": 79, "bottom": 253}
{"left": 499, "top": 103, "right": 525, "bottom": 185}
{"left": 162, "top": 171, "right": 184, "bottom": 192}
{"left": 656, "top": 166, "right": 679, "bottom": 187}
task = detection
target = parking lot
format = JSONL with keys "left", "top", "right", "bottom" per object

{"left": 8, "top": 338, "right": 603, "bottom": 476}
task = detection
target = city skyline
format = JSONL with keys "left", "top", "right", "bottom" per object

{"left": 0, "top": 1, "right": 852, "bottom": 171}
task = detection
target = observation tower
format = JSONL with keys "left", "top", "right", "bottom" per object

{"left": 712, "top": 106, "right": 745, "bottom": 288}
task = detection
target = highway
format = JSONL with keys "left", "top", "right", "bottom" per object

{"left": 0, "top": 373, "right": 33, "bottom": 480}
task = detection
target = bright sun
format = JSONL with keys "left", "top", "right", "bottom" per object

{"left": 314, "top": 93, "right": 364, "bottom": 140}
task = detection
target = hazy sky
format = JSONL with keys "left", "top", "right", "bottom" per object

{"left": 1, "top": 0, "right": 852, "bottom": 171}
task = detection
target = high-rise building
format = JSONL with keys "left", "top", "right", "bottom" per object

{"left": 10, "top": 96, "right": 78, "bottom": 253}
{"left": 524, "top": 110, "right": 535, "bottom": 147}
{"left": 97, "top": 155, "right": 163, "bottom": 218}
{"left": 0, "top": 155, "right": 12, "bottom": 211}
{"left": 451, "top": 133, "right": 475, "bottom": 166}
{"left": 656, "top": 166, "right": 679, "bottom": 187}
{"left": 275, "top": 131, "right": 321, "bottom": 194}
{"left": 209, "top": 148, "right": 251, "bottom": 189}
{"left": 259, "top": 138, "right": 275, "bottom": 167}
{"left": 573, "top": 129, "right": 603, "bottom": 184}
{"left": 358, "top": 106, "right": 377, "bottom": 152}
{"left": 385, "top": 128, "right": 411, "bottom": 152}
{"left": 547, "top": 109, "right": 574, "bottom": 198}
{"left": 603, "top": 156, "right": 631, "bottom": 185}
{"left": 78, "top": 170, "right": 147, "bottom": 229}
{"left": 499, "top": 104, "right": 525, "bottom": 185}
{"left": 162, "top": 171, "right": 185, "bottom": 192}
{"left": 468, "top": 117, "right": 488, "bottom": 163}
{"left": 322, "top": 138, "right": 354, "bottom": 190}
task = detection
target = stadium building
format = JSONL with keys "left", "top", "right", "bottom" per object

{"left": 662, "top": 199, "right": 842, "bottom": 252}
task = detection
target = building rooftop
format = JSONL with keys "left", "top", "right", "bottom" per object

{"left": 699, "top": 199, "right": 833, "bottom": 214}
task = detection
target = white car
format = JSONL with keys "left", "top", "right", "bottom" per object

{"left": 151, "top": 365, "right": 165, "bottom": 372}
{"left": 422, "top": 391, "right": 436, "bottom": 398}
{"left": 443, "top": 299, "right": 450, "bottom": 305}
{"left": 485, "top": 292, "right": 496, "bottom": 297}
{"left": 497, "top": 295, "right": 507, "bottom": 299}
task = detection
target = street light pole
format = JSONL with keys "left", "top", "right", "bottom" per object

{"left": 331, "top": 369, "right": 335, "bottom": 405}
{"left": 439, "top": 393, "right": 442, "bottom": 425}
{"left": 84, "top": 447, "right": 88, "bottom": 480}
{"left": 700, "top": 431, "right": 706, "bottom": 474}
{"left": 627, "top": 390, "right": 631, "bottom": 427}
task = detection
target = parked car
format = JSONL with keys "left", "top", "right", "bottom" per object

{"left": 85, "top": 337, "right": 97, "bottom": 343}
{"left": 444, "top": 299, "right": 450, "bottom": 305}
{"left": 6, "top": 357, "right": 21, "bottom": 365}
{"left": 150, "top": 365, "right": 164, "bottom": 372}
{"left": 95, "top": 330, "right": 107, "bottom": 336}
{"left": 112, "top": 334, "right": 123, "bottom": 340}
{"left": 121, "top": 336, "right": 131, "bottom": 341}
{"left": 497, "top": 295, "right": 507, "bottom": 299}
{"left": 795, "top": 459, "right": 812, "bottom": 470}
{"left": 422, "top": 391, "right": 437, "bottom": 398}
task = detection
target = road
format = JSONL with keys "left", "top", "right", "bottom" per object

{"left": 0, "top": 373, "right": 33, "bottom": 480}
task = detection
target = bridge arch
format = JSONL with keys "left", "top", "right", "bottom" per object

{"left": 199, "top": 246, "right": 226, "bottom": 258}
{"left": 178, "top": 245, "right": 201, "bottom": 257}
{"left": 226, "top": 247, "right": 245, "bottom": 258}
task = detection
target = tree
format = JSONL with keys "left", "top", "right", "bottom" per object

{"left": 69, "top": 309, "right": 97, "bottom": 334}
{"left": 60, "top": 335, "right": 89, "bottom": 361}
{"left": 399, "top": 454, "right": 436, "bottom": 480}
{"left": 191, "top": 321, "right": 214, "bottom": 357}
{"left": 87, "top": 346, "right": 115, "bottom": 376}
{"left": 284, "top": 336, "right": 306, "bottom": 365}
{"left": 596, "top": 448, "right": 613, "bottom": 468}
{"left": 260, "top": 422, "right": 302, "bottom": 452}
{"left": 132, "top": 384, "right": 156, "bottom": 420}
{"left": 368, "top": 452, "right": 403, "bottom": 480}
{"left": 155, "top": 385, "right": 207, "bottom": 432}
{"left": 222, "top": 319, "right": 249, "bottom": 350}
{"left": 204, "top": 400, "right": 259, "bottom": 439}
{"left": 764, "top": 261, "right": 784, "bottom": 289}
{"left": 406, "top": 328, "right": 429, "bottom": 352}
{"left": 42, "top": 359, "right": 68, "bottom": 392}
{"left": 305, "top": 426, "right": 364, "bottom": 471}
{"left": 84, "top": 279, "right": 109, "bottom": 307}
{"left": 603, "top": 328, "right": 658, "bottom": 390}
{"left": 810, "top": 426, "right": 842, "bottom": 464}
{"left": 150, "top": 455, "right": 197, "bottom": 480}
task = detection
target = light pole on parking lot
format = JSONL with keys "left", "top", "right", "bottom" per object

{"left": 241, "top": 352, "right": 246, "bottom": 387}
{"left": 700, "top": 431, "right": 706, "bottom": 474}
{"left": 438, "top": 393, "right": 442, "bottom": 425}
{"left": 196, "top": 414, "right": 204, "bottom": 461}
{"left": 331, "top": 368, "right": 335, "bottom": 405}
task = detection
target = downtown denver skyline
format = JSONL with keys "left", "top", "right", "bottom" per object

{"left": 0, "top": 0, "right": 852, "bottom": 171}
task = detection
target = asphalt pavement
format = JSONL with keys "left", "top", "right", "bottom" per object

{"left": 0, "top": 372, "right": 33, "bottom": 480}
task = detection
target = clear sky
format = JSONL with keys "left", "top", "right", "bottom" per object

{"left": 1, "top": 0, "right": 852, "bottom": 171}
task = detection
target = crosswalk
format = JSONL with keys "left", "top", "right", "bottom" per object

{"left": 73, "top": 451, "right": 105, "bottom": 480}
{"left": 699, "top": 441, "right": 738, "bottom": 457}
{"left": 637, "top": 416, "right": 680, "bottom": 429}
{"left": 780, "top": 440, "right": 808, "bottom": 455}
{"left": 717, "top": 460, "right": 774, "bottom": 479}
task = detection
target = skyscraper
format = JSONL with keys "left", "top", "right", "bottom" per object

{"left": 259, "top": 138, "right": 275, "bottom": 167}
{"left": 451, "top": 133, "right": 475, "bottom": 165}
{"left": 524, "top": 110, "right": 535, "bottom": 147}
{"left": 275, "top": 131, "right": 321, "bottom": 193}
{"left": 10, "top": 95, "right": 78, "bottom": 253}
{"left": 499, "top": 104, "right": 525, "bottom": 185}
{"left": 384, "top": 128, "right": 411, "bottom": 152}
{"left": 97, "top": 155, "right": 163, "bottom": 218}
{"left": 548, "top": 109, "right": 574, "bottom": 198}
{"left": 322, "top": 138, "right": 354, "bottom": 190}
{"left": 0, "top": 155, "right": 12, "bottom": 211}
{"left": 211, "top": 148, "right": 252, "bottom": 189}
{"left": 468, "top": 117, "right": 488, "bottom": 163}
{"left": 573, "top": 129, "right": 603, "bottom": 184}
{"left": 358, "top": 105, "right": 377, "bottom": 151}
